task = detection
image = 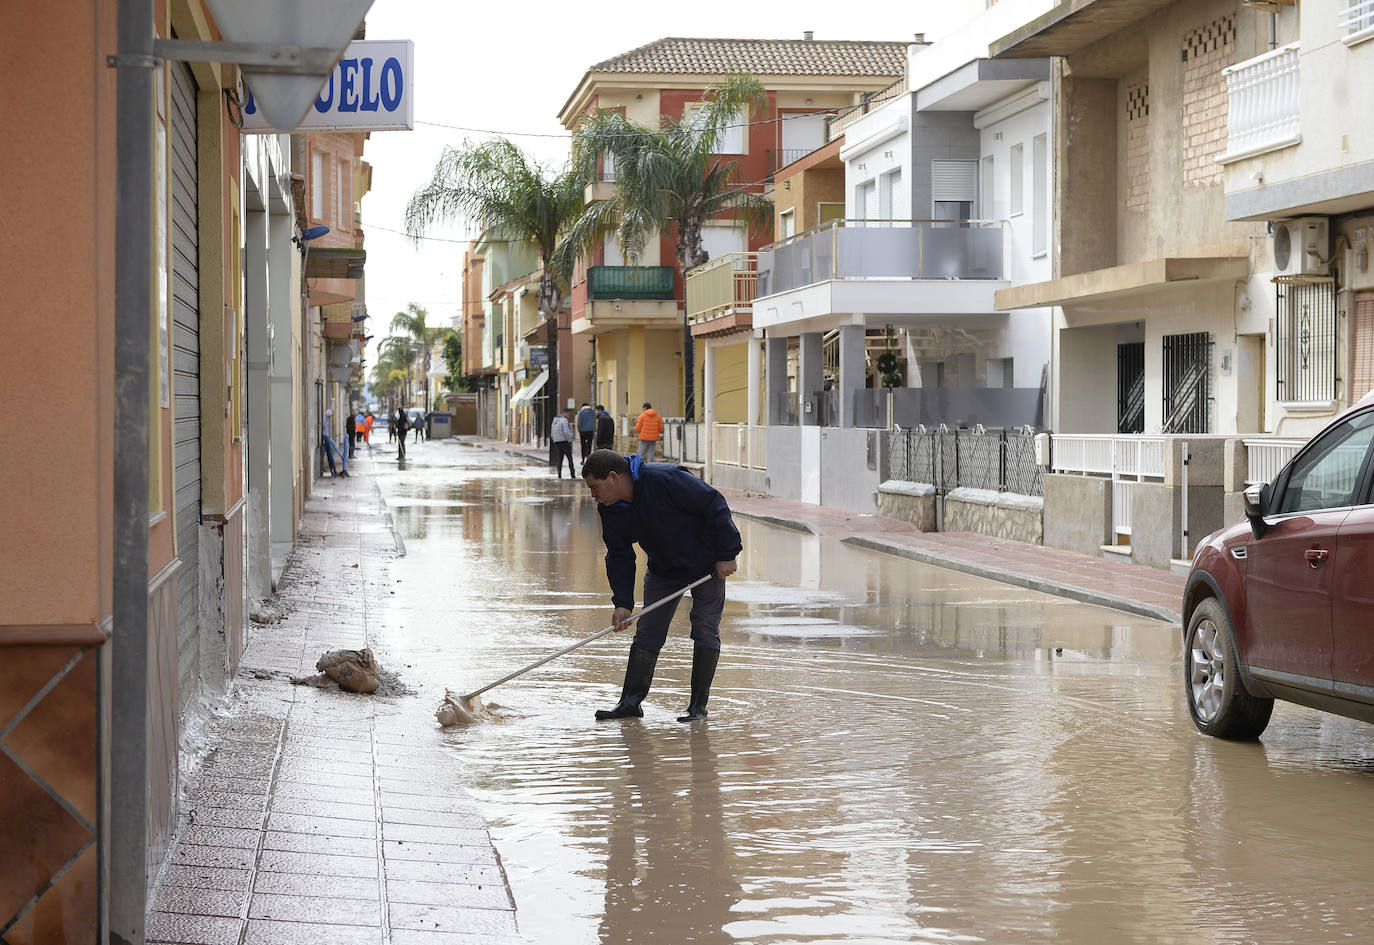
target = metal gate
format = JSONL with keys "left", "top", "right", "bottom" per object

{"left": 1117, "top": 342, "right": 1144, "bottom": 433}
{"left": 1162, "top": 331, "right": 1210, "bottom": 434}
{"left": 170, "top": 58, "right": 201, "bottom": 705}
{"left": 1276, "top": 280, "right": 1339, "bottom": 405}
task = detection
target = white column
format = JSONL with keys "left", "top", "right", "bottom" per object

{"left": 268, "top": 211, "right": 294, "bottom": 564}
{"left": 703, "top": 340, "right": 717, "bottom": 476}
{"left": 244, "top": 208, "right": 271, "bottom": 599}
{"left": 798, "top": 332, "right": 823, "bottom": 426}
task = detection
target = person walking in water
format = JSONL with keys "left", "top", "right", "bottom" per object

{"left": 635, "top": 402, "right": 663, "bottom": 463}
{"left": 576, "top": 402, "right": 597, "bottom": 464}
{"left": 581, "top": 449, "right": 741, "bottom": 723}
{"left": 322, "top": 409, "right": 349, "bottom": 478}
{"left": 595, "top": 404, "right": 614, "bottom": 451}
{"left": 393, "top": 407, "right": 408, "bottom": 461}
{"left": 550, "top": 407, "right": 576, "bottom": 479}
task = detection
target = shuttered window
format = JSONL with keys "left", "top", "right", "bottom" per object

{"left": 1352, "top": 291, "right": 1374, "bottom": 401}
{"left": 1009, "top": 144, "right": 1024, "bottom": 215}
{"left": 1032, "top": 134, "right": 1048, "bottom": 255}
{"left": 932, "top": 161, "right": 978, "bottom": 203}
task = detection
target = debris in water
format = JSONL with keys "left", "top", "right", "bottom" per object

{"left": 435, "top": 689, "right": 503, "bottom": 726}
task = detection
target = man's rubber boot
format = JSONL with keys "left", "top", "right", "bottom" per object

{"left": 595, "top": 645, "right": 658, "bottom": 720}
{"left": 677, "top": 645, "right": 721, "bottom": 722}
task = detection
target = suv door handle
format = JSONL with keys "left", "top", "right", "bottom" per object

{"left": 1305, "top": 548, "right": 1330, "bottom": 566}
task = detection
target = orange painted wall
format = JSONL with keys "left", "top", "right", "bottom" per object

{"left": 1, "top": 0, "right": 121, "bottom": 625}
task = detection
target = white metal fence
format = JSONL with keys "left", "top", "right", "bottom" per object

{"left": 1243, "top": 438, "right": 1304, "bottom": 486}
{"left": 711, "top": 423, "right": 767, "bottom": 470}
{"left": 660, "top": 419, "right": 706, "bottom": 464}
{"left": 1051, "top": 434, "right": 1167, "bottom": 538}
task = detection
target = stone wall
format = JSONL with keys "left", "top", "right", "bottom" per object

{"left": 1043, "top": 473, "right": 1111, "bottom": 555}
{"left": 943, "top": 488, "right": 1044, "bottom": 544}
{"left": 876, "top": 482, "right": 936, "bottom": 531}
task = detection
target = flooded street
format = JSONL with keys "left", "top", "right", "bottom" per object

{"left": 374, "top": 442, "right": 1374, "bottom": 945}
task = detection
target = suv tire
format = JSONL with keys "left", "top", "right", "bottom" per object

{"left": 1185, "top": 597, "right": 1274, "bottom": 740}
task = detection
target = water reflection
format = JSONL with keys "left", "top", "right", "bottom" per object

{"left": 375, "top": 441, "right": 1374, "bottom": 945}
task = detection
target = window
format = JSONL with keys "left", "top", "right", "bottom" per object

{"left": 1162, "top": 331, "right": 1211, "bottom": 434}
{"left": 1009, "top": 144, "right": 1023, "bottom": 215}
{"left": 335, "top": 159, "right": 344, "bottom": 227}
{"left": 1277, "top": 281, "right": 1338, "bottom": 404}
{"left": 686, "top": 103, "right": 746, "bottom": 154}
{"left": 1032, "top": 134, "right": 1047, "bottom": 255}
{"left": 879, "top": 168, "right": 903, "bottom": 221}
{"left": 855, "top": 180, "right": 877, "bottom": 221}
{"left": 1277, "top": 411, "right": 1374, "bottom": 513}
{"left": 779, "top": 209, "right": 795, "bottom": 240}
{"left": 932, "top": 160, "right": 977, "bottom": 224}
{"left": 987, "top": 356, "right": 1014, "bottom": 388}
{"left": 311, "top": 151, "right": 323, "bottom": 220}
{"left": 981, "top": 156, "right": 994, "bottom": 218}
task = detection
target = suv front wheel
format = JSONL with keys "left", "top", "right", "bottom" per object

{"left": 1185, "top": 597, "right": 1274, "bottom": 739}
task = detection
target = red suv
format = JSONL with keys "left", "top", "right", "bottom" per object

{"left": 1183, "top": 400, "right": 1374, "bottom": 739}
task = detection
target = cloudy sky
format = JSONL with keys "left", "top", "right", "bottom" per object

{"left": 358, "top": 0, "right": 965, "bottom": 361}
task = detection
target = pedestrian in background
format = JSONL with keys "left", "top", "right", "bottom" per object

{"left": 346, "top": 411, "right": 358, "bottom": 458}
{"left": 551, "top": 407, "right": 576, "bottom": 478}
{"left": 322, "top": 409, "right": 349, "bottom": 478}
{"left": 393, "top": 407, "right": 408, "bottom": 460}
{"left": 595, "top": 404, "right": 614, "bottom": 452}
{"left": 412, "top": 409, "right": 424, "bottom": 444}
{"left": 581, "top": 449, "right": 741, "bottom": 722}
{"left": 576, "top": 402, "right": 597, "bottom": 463}
{"left": 363, "top": 412, "right": 374, "bottom": 446}
{"left": 635, "top": 402, "right": 663, "bottom": 463}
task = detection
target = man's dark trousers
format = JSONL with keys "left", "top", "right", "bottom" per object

{"left": 632, "top": 572, "right": 726, "bottom": 653}
{"left": 580, "top": 431, "right": 594, "bottom": 463}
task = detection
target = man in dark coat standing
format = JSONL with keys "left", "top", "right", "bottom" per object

{"left": 581, "top": 449, "right": 742, "bottom": 723}
{"left": 594, "top": 405, "right": 614, "bottom": 451}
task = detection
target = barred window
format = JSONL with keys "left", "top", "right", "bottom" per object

{"left": 1276, "top": 281, "right": 1339, "bottom": 405}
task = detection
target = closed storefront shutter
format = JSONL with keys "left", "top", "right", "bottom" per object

{"left": 1352, "top": 292, "right": 1374, "bottom": 402}
{"left": 170, "top": 58, "right": 201, "bottom": 707}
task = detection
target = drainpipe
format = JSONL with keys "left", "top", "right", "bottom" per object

{"left": 1269, "top": 12, "right": 1277, "bottom": 50}
{"left": 111, "top": 0, "right": 153, "bottom": 940}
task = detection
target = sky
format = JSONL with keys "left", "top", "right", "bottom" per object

{"left": 358, "top": 0, "right": 969, "bottom": 365}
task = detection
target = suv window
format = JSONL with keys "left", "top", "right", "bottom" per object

{"left": 1276, "top": 410, "right": 1374, "bottom": 513}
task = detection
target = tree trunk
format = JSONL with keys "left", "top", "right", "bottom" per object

{"left": 676, "top": 217, "right": 706, "bottom": 421}
{"left": 539, "top": 272, "right": 562, "bottom": 448}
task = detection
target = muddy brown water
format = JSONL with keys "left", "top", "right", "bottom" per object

{"left": 374, "top": 443, "right": 1374, "bottom": 945}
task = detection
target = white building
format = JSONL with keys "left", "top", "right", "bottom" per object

{"left": 751, "top": 0, "right": 1058, "bottom": 512}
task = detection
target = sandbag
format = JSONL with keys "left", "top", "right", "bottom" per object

{"left": 315, "top": 647, "right": 381, "bottom": 694}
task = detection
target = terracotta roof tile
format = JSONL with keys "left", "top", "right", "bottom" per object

{"left": 590, "top": 37, "right": 908, "bottom": 78}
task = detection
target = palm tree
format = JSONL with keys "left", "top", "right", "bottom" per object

{"left": 407, "top": 140, "right": 586, "bottom": 437}
{"left": 388, "top": 303, "right": 456, "bottom": 411}
{"left": 557, "top": 74, "right": 774, "bottom": 418}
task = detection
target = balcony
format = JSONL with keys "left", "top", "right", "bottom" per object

{"left": 1221, "top": 42, "right": 1300, "bottom": 164}
{"left": 584, "top": 171, "right": 617, "bottom": 204}
{"left": 753, "top": 220, "right": 1008, "bottom": 331}
{"left": 1339, "top": 0, "right": 1374, "bottom": 46}
{"left": 573, "top": 265, "right": 680, "bottom": 334}
{"left": 587, "top": 265, "right": 674, "bottom": 301}
{"left": 686, "top": 253, "right": 757, "bottom": 338}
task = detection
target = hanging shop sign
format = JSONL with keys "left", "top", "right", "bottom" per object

{"left": 242, "top": 40, "right": 414, "bottom": 133}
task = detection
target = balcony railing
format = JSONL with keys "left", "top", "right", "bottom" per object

{"left": 1243, "top": 437, "right": 1304, "bottom": 486}
{"left": 826, "top": 76, "right": 907, "bottom": 142}
{"left": 1221, "top": 42, "right": 1301, "bottom": 163}
{"left": 1339, "top": 0, "right": 1374, "bottom": 40}
{"left": 1051, "top": 434, "right": 1166, "bottom": 538}
{"left": 586, "top": 265, "right": 675, "bottom": 301}
{"left": 766, "top": 148, "right": 815, "bottom": 178}
{"left": 756, "top": 219, "right": 1006, "bottom": 297}
{"left": 686, "top": 253, "right": 758, "bottom": 323}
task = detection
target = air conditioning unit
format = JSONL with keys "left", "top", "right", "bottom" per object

{"left": 1271, "top": 217, "right": 1329, "bottom": 277}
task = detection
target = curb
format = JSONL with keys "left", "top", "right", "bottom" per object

{"left": 842, "top": 535, "right": 1181, "bottom": 624}
{"left": 730, "top": 508, "right": 821, "bottom": 536}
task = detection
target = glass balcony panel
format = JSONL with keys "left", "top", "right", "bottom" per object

{"left": 587, "top": 265, "right": 675, "bottom": 300}
{"left": 922, "top": 226, "right": 1002, "bottom": 279}
{"left": 838, "top": 226, "right": 919, "bottom": 278}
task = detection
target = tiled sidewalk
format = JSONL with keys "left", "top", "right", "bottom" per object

{"left": 146, "top": 451, "right": 517, "bottom": 945}
{"left": 460, "top": 436, "right": 1186, "bottom": 625}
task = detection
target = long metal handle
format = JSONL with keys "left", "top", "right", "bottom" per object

{"left": 461, "top": 574, "right": 714, "bottom": 701}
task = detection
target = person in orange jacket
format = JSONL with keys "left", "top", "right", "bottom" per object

{"left": 362, "top": 412, "right": 374, "bottom": 446}
{"left": 635, "top": 402, "right": 664, "bottom": 463}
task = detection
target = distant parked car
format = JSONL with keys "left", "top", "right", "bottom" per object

{"left": 1183, "top": 396, "right": 1374, "bottom": 739}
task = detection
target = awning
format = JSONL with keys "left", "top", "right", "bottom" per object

{"left": 509, "top": 369, "right": 549, "bottom": 407}
{"left": 990, "top": 0, "right": 1163, "bottom": 60}
{"left": 993, "top": 256, "right": 1250, "bottom": 310}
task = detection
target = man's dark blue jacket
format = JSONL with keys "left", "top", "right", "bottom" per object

{"left": 597, "top": 455, "right": 743, "bottom": 609}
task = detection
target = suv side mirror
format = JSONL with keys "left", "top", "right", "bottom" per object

{"left": 1243, "top": 482, "right": 1272, "bottom": 539}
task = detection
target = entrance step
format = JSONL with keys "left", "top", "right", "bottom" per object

{"left": 1169, "top": 557, "right": 1195, "bottom": 576}
{"left": 1101, "top": 544, "right": 1132, "bottom": 564}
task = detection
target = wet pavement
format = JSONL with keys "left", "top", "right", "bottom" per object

{"left": 152, "top": 437, "right": 1374, "bottom": 945}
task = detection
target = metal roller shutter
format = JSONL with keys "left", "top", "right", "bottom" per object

{"left": 1352, "top": 292, "right": 1374, "bottom": 402}
{"left": 170, "top": 57, "right": 201, "bottom": 706}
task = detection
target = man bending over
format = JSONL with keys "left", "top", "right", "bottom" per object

{"left": 581, "top": 449, "right": 742, "bottom": 722}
